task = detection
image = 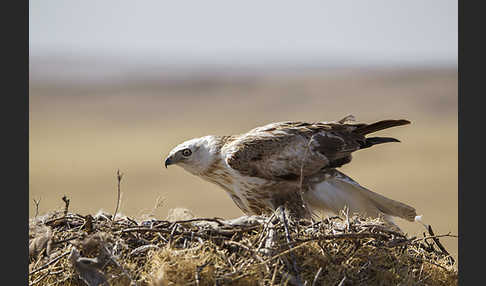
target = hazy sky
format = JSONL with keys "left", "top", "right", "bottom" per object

{"left": 30, "top": 1, "right": 457, "bottom": 66}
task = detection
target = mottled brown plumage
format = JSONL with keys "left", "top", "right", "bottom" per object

{"left": 165, "top": 115, "right": 418, "bottom": 227}
{"left": 224, "top": 118, "right": 408, "bottom": 180}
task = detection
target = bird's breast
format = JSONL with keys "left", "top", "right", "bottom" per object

{"left": 200, "top": 162, "right": 275, "bottom": 214}
{"left": 203, "top": 167, "right": 267, "bottom": 195}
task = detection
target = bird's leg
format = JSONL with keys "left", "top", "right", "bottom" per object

{"left": 277, "top": 205, "right": 294, "bottom": 245}
{"left": 256, "top": 212, "right": 277, "bottom": 257}
{"left": 260, "top": 220, "right": 277, "bottom": 257}
{"left": 276, "top": 205, "right": 303, "bottom": 286}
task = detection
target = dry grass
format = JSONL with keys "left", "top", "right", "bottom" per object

{"left": 29, "top": 204, "right": 457, "bottom": 286}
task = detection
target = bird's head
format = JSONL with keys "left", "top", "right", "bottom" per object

{"left": 164, "top": 135, "right": 220, "bottom": 175}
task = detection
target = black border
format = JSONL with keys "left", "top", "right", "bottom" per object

{"left": 5, "top": 0, "right": 29, "bottom": 283}
{"left": 458, "top": 0, "right": 481, "bottom": 283}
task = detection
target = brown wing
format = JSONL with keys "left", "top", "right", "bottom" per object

{"left": 224, "top": 118, "right": 410, "bottom": 181}
{"left": 224, "top": 121, "right": 360, "bottom": 180}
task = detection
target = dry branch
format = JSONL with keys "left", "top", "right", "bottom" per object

{"left": 113, "top": 169, "right": 123, "bottom": 221}
{"left": 33, "top": 198, "right": 41, "bottom": 218}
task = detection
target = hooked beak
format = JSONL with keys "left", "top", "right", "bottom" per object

{"left": 164, "top": 157, "right": 172, "bottom": 168}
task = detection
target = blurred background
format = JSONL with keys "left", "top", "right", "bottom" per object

{"left": 29, "top": 1, "right": 458, "bottom": 260}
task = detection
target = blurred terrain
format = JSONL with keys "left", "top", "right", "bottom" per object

{"left": 29, "top": 65, "right": 457, "bottom": 260}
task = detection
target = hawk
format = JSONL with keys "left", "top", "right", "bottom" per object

{"left": 164, "top": 115, "right": 419, "bottom": 226}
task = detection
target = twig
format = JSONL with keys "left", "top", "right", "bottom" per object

{"left": 29, "top": 269, "right": 50, "bottom": 286}
{"left": 337, "top": 276, "right": 347, "bottom": 286}
{"left": 62, "top": 195, "right": 70, "bottom": 217}
{"left": 53, "top": 236, "right": 81, "bottom": 245}
{"left": 195, "top": 260, "right": 210, "bottom": 286}
{"left": 195, "top": 267, "right": 200, "bottom": 286}
{"left": 414, "top": 233, "right": 458, "bottom": 242}
{"left": 121, "top": 227, "right": 172, "bottom": 235}
{"left": 342, "top": 206, "right": 350, "bottom": 232}
{"left": 361, "top": 224, "right": 408, "bottom": 238}
{"left": 426, "top": 225, "right": 455, "bottom": 264}
{"left": 299, "top": 141, "right": 309, "bottom": 193}
{"left": 270, "top": 260, "right": 280, "bottom": 285}
{"left": 33, "top": 198, "right": 41, "bottom": 218}
{"left": 130, "top": 245, "right": 159, "bottom": 256}
{"left": 172, "top": 217, "right": 225, "bottom": 226}
{"left": 312, "top": 267, "right": 323, "bottom": 286}
{"left": 29, "top": 251, "right": 70, "bottom": 275}
{"left": 113, "top": 169, "right": 124, "bottom": 221}
{"left": 418, "top": 257, "right": 450, "bottom": 271}
{"left": 298, "top": 136, "right": 315, "bottom": 218}
{"left": 168, "top": 223, "right": 179, "bottom": 246}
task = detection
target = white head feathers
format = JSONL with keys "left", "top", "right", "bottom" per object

{"left": 165, "top": 135, "right": 221, "bottom": 175}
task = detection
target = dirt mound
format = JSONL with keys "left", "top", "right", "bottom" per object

{"left": 29, "top": 207, "right": 457, "bottom": 285}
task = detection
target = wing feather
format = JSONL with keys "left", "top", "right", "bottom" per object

{"left": 223, "top": 118, "right": 408, "bottom": 181}
{"left": 224, "top": 121, "right": 362, "bottom": 180}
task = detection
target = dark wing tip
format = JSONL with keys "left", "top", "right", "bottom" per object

{"left": 363, "top": 137, "right": 401, "bottom": 148}
{"left": 381, "top": 137, "right": 401, "bottom": 143}
{"left": 397, "top": 119, "right": 412, "bottom": 125}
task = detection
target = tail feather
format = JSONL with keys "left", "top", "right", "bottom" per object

{"left": 354, "top": 119, "right": 411, "bottom": 136}
{"left": 357, "top": 184, "right": 417, "bottom": 222}
{"left": 303, "top": 170, "right": 417, "bottom": 223}
{"left": 361, "top": 136, "right": 401, "bottom": 149}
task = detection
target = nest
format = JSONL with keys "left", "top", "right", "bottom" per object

{"left": 29, "top": 206, "right": 457, "bottom": 286}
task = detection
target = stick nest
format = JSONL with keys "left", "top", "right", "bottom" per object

{"left": 29, "top": 208, "right": 457, "bottom": 286}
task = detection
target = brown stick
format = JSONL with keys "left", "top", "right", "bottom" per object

{"left": 312, "top": 267, "right": 323, "bottom": 286}
{"left": 62, "top": 195, "right": 70, "bottom": 217}
{"left": 29, "top": 269, "right": 50, "bottom": 286}
{"left": 33, "top": 198, "right": 41, "bottom": 218}
{"left": 113, "top": 169, "right": 123, "bottom": 221}
{"left": 337, "top": 276, "right": 347, "bottom": 286}
{"left": 426, "top": 225, "right": 455, "bottom": 264}
{"left": 414, "top": 233, "right": 458, "bottom": 242}
{"left": 171, "top": 217, "right": 225, "bottom": 226}
{"left": 298, "top": 137, "right": 314, "bottom": 218}
{"left": 195, "top": 260, "right": 210, "bottom": 286}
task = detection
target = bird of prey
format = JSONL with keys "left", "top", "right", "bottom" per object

{"left": 164, "top": 115, "right": 419, "bottom": 226}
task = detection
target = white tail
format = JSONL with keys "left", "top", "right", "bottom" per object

{"left": 303, "top": 170, "right": 417, "bottom": 224}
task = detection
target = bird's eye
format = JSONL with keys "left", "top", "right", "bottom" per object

{"left": 182, "top": 148, "right": 192, "bottom": 157}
